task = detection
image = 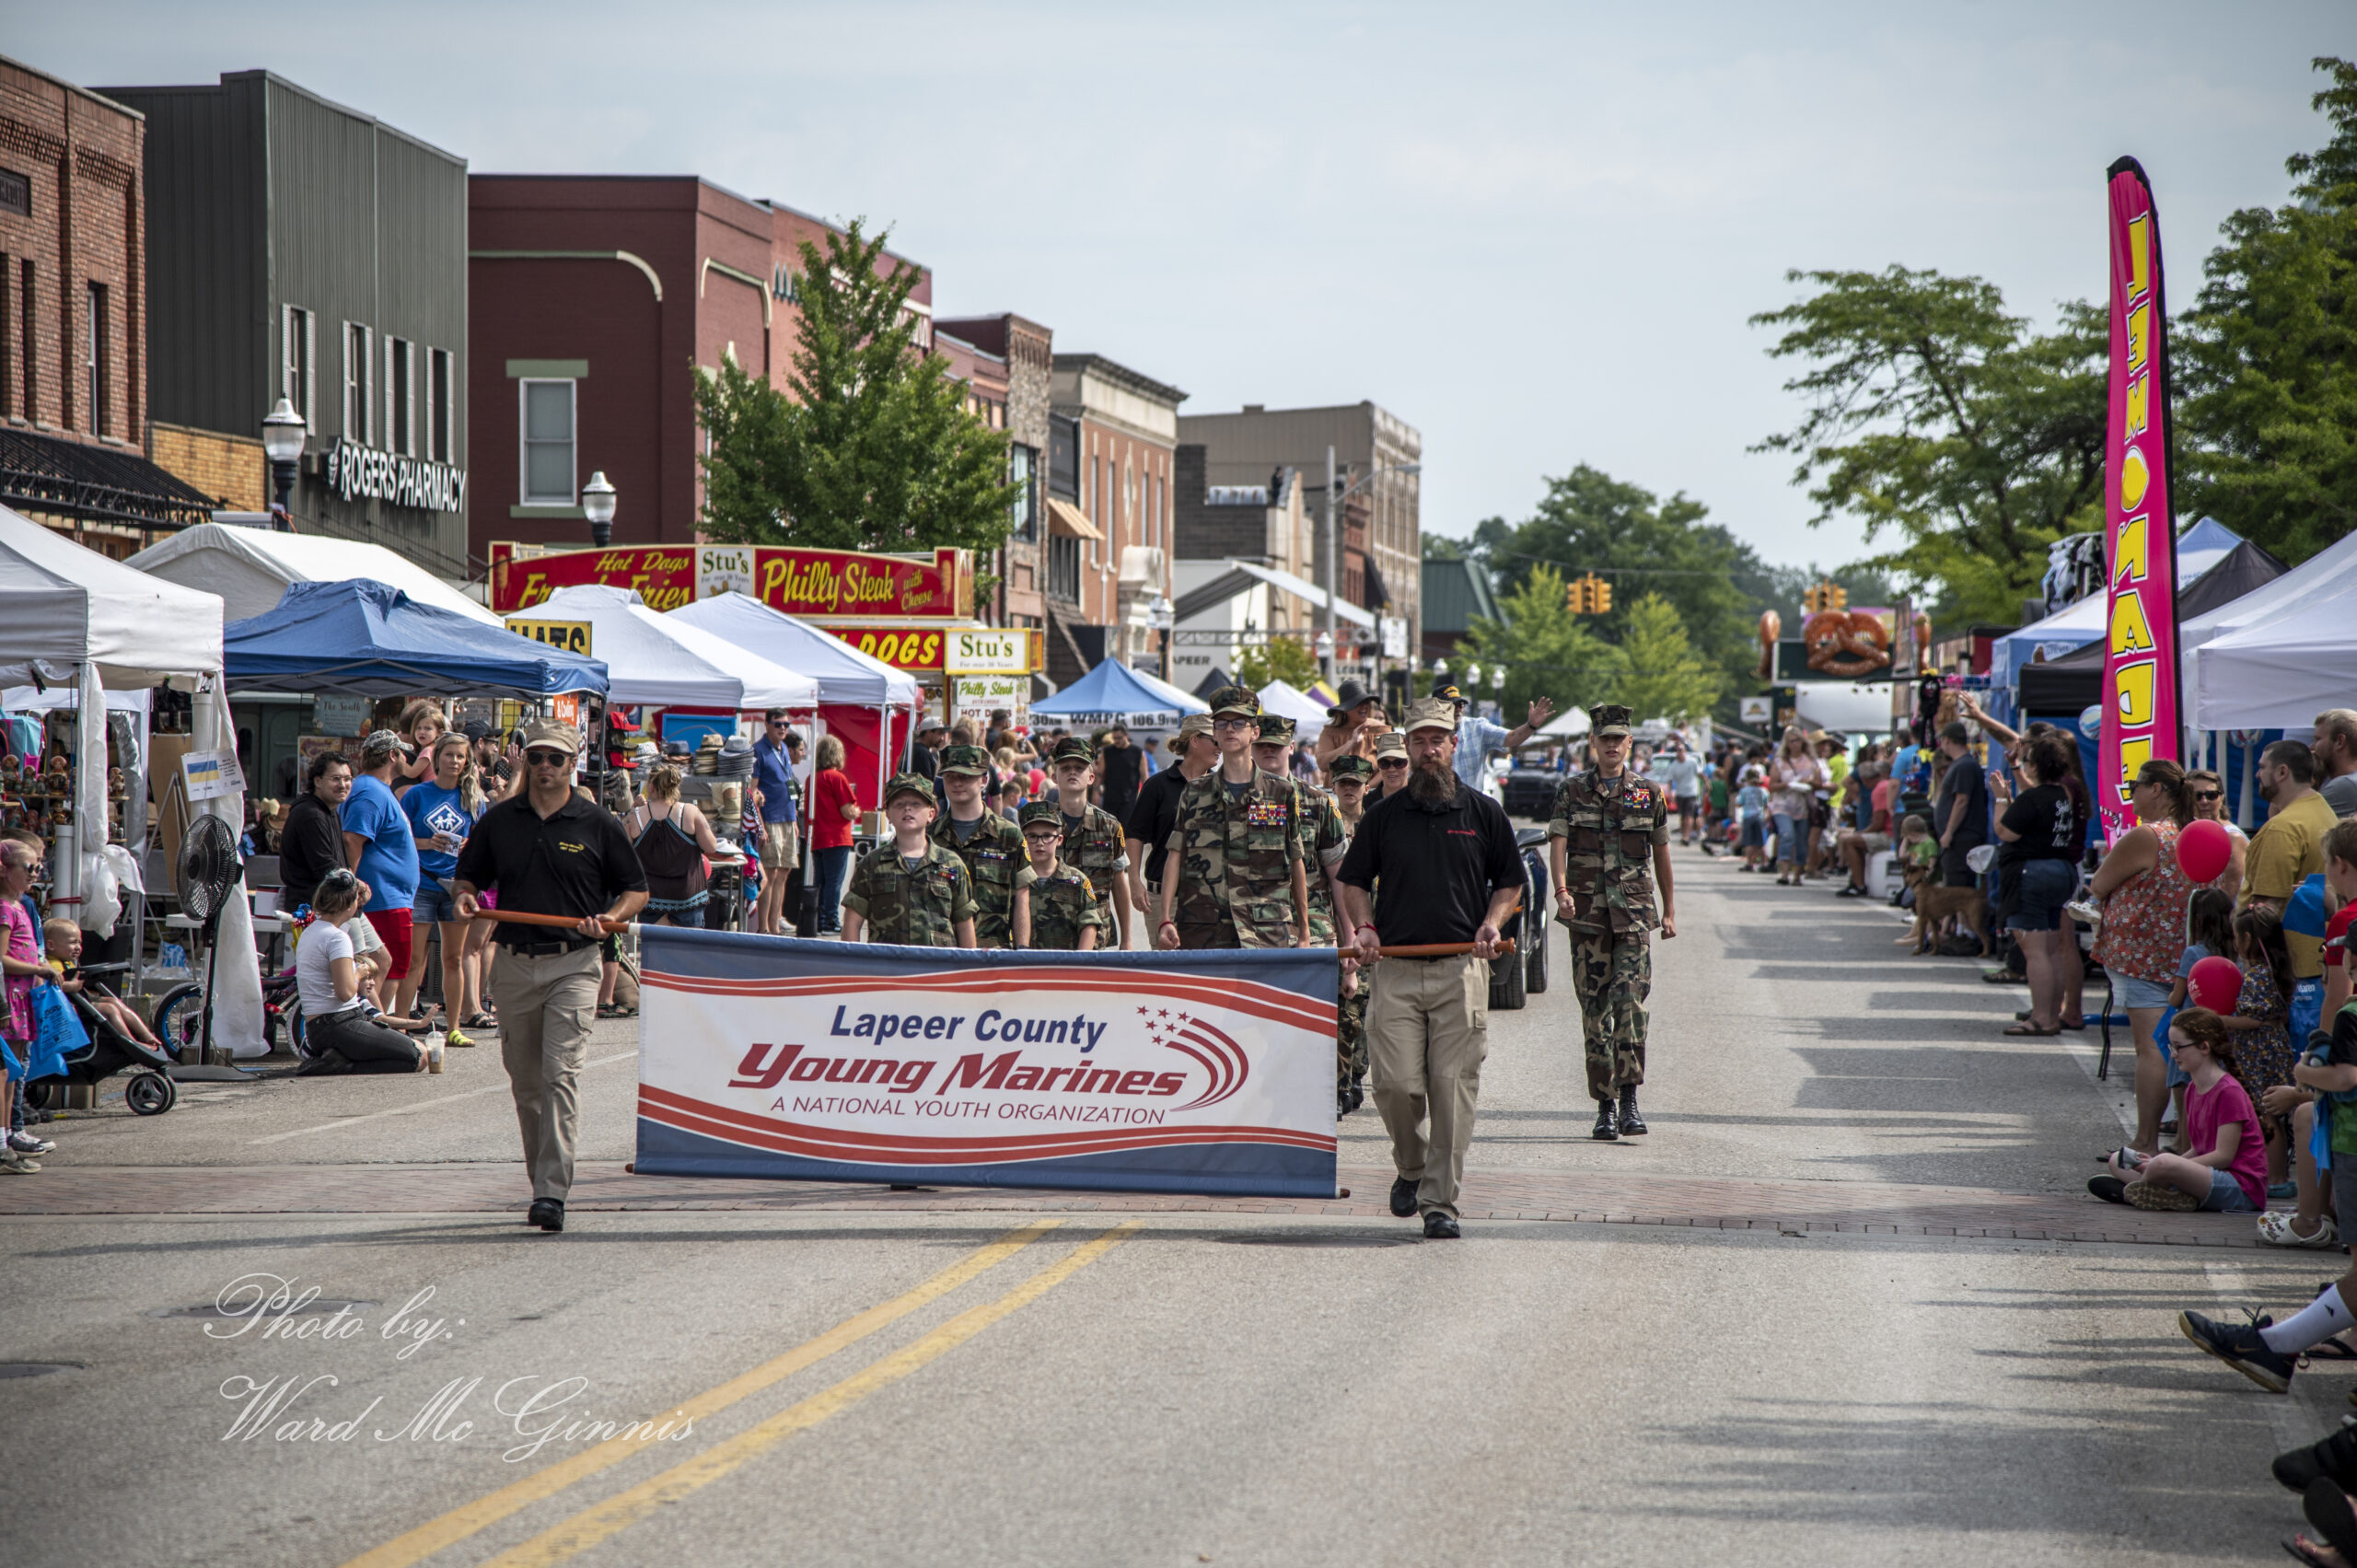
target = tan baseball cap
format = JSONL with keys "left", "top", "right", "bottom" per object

{"left": 1177, "top": 713, "right": 1215, "bottom": 740}
{"left": 1374, "top": 729, "right": 1408, "bottom": 759}
{"left": 1403, "top": 697, "right": 1458, "bottom": 735}
{"left": 519, "top": 717, "right": 582, "bottom": 755}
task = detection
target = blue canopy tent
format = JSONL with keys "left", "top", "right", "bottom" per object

{"left": 1028, "top": 658, "right": 1208, "bottom": 735}
{"left": 224, "top": 579, "right": 608, "bottom": 697}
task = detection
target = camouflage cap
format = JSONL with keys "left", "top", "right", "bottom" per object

{"left": 1255, "top": 714, "right": 1296, "bottom": 745}
{"left": 937, "top": 744, "right": 991, "bottom": 775}
{"left": 1016, "top": 800, "right": 1063, "bottom": 833}
{"left": 1206, "top": 686, "right": 1260, "bottom": 719}
{"left": 1374, "top": 729, "right": 1409, "bottom": 759}
{"left": 1403, "top": 697, "right": 1459, "bottom": 735}
{"left": 881, "top": 772, "right": 936, "bottom": 807}
{"left": 1329, "top": 753, "right": 1375, "bottom": 782}
{"left": 1177, "top": 713, "right": 1216, "bottom": 740}
{"left": 1589, "top": 703, "right": 1634, "bottom": 738}
{"left": 1050, "top": 736, "right": 1097, "bottom": 767}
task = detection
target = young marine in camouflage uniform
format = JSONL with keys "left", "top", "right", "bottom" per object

{"left": 1329, "top": 751, "right": 1376, "bottom": 1113}
{"left": 1049, "top": 736, "right": 1132, "bottom": 951}
{"left": 842, "top": 773, "right": 979, "bottom": 948}
{"left": 1014, "top": 801, "right": 1105, "bottom": 951}
{"left": 1545, "top": 703, "right": 1677, "bottom": 1141}
{"left": 1252, "top": 715, "right": 1349, "bottom": 945}
{"left": 1155, "top": 687, "right": 1310, "bottom": 950}
{"left": 928, "top": 744, "right": 1028, "bottom": 947}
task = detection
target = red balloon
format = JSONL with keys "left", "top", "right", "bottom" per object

{"left": 2178, "top": 818, "right": 2232, "bottom": 885}
{"left": 2189, "top": 954, "right": 2244, "bottom": 1015}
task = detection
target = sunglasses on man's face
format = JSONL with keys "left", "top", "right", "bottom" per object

{"left": 525, "top": 749, "right": 571, "bottom": 767}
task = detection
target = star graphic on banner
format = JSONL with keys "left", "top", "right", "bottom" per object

{"left": 1136, "top": 1005, "right": 1149, "bottom": 1017}
{"left": 1157, "top": 1008, "right": 1171, "bottom": 1018}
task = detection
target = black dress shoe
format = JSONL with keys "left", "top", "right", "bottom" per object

{"left": 1389, "top": 1176, "right": 1420, "bottom": 1217}
{"left": 1617, "top": 1088, "right": 1647, "bottom": 1135}
{"left": 1422, "top": 1212, "right": 1460, "bottom": 1239}
{"left": 1591, "top": 1101, "right": 1620, "bottom": 1141}
{"left": 528, "top": 1198, "right": 564, "bottom": 1232}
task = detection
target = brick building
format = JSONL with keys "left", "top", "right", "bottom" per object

{"left": 1045, "top": 353, "right": 1184, "bottom": 684}
{"left": 467, "top": 177, "right": 932, "bottom": 563}
{"left": 0, "top": 54, "right": 215, "bottom": 552}
{"left": 936, "top": 312, "right": 1051, "bottom": 640}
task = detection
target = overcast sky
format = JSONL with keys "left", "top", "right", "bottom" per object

{"left": 27, "top": 3, "right": 2351, "bottom": 567}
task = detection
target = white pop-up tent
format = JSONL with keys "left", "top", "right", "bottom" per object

{"left": 127, "top": 521, "right": 502, "bottom": 625}
{"left": 1253, "top": 679, "right": 1329, "bottom": 730}
{"left": 534, "top": 584, "right": 816, "bottom": 710}
{"left": 2182, "top": 527, "right": 2357, "bottom": 732}
{"left": 667, "top": 591, "right": 919, "bottom": 707}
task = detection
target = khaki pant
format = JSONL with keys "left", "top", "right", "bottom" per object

{"left": 492, "top": 944, "right": 602, "bottom": 1202}
{"left": 1368, "top": 953, "right": 1489, "bottom": 1220}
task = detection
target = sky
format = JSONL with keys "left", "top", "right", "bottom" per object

{"left": 23, "top": 2, "right": 2351, "bottom": 568}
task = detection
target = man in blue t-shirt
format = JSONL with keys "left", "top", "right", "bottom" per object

{"left": 342, "top": 730, "right": 422, "bottom": 1010}
{"left": 751, "top": 711, "right": 803, "bottom": 935}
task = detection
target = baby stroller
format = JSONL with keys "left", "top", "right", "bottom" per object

{"left": 24, "top": 961, "right": 180, "bottom": 1116}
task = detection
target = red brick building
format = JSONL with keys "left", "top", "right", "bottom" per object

{"left": 467, "top": 177, "right": 932, "bottom": 562}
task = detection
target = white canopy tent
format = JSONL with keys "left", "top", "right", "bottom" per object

{"left": 126, "top": 522, "right": 502, "bottom": 625}
{"left": 533, "top": 585, "right": 817, "bottom": 710}
{"left": 1253, "top": 679, "right": 1329, "bottom": 730}
{"left": 666, "top": 592, "right": 919, "bottom": 706}
{"left": 1535, "top": 707, "right": 1593, "bottom": 740}
{"left": 2183, "top": 527, "right": 2357, "bottom": 733}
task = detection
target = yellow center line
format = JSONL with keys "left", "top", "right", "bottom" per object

{"left": 480, "top": 1221, "right": 1144, "bottom": 1568}
{"left": 335, "top": 1219, "right": 1064, "bottom": 1568}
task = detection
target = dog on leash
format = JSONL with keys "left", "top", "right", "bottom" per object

{"left": 1904, "top": 863, "right": 1991, "bottom": 957}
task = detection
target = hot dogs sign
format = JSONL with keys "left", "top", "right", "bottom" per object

{"left": 488, "top": 542, "right": 972, "bottom": 621}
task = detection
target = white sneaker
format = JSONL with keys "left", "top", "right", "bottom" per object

{"left": 7, "top": 1132, "right": 54, "bottom": 1155}
{"left": 0, "top": 1149, "right": 41, "bottom": 1174}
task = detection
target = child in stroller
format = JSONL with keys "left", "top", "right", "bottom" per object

{"left": 20, "top": 919, "right": 180, "bottom": 1117}
{"left": 42, "top": 920, "right": 167, "bottom": 1052}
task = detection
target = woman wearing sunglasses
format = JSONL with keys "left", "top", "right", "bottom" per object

{"left": 2184, "top": 769, "right": 2247, "bottom": 903}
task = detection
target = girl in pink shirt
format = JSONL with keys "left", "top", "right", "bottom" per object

{"left": 2094, "top": 1007, "right": 2265, "bottom": 1212}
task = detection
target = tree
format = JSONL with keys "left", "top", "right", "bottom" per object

{"left": 2179, "top": 57, "right": 2357, "bottom": 563}
{"left": 1749, "top": 268, "right": 2107, "bottom": 625}
{"left": 1611, "top": 594, "right": 1719, "bottom": 725}
{"left": 693, "top": 219, "right": 1018, "bottom": 555}
{"left": 1460, "top": 565, "right": 1629, "bottom": 728}
{"left": 1236, "top": 635, "right": 1319, "bottom": 691}
{"left": 1469, "top": 466, "right": 1765, "bottom": 693}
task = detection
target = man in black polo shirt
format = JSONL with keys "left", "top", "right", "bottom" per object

{"left": 1336, "top": 697, "right": 1523, "bottom": 1239}
{"left": 1123, "top": 714, "right": 1215, "bottom": 925}
{"left": 454, "top": 718, "right": 646, "bottom": 1233}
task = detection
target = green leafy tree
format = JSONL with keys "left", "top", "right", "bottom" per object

{"left": 2179, "top": 57, "right": 2357, "bottom": 563}
{"left": 693, "top": 219, "right": 1018, "bottom": 554}
{"left": 1461, "top": 565, "right": 1630, "bottom": 726}
{"left": 1467, "top": 466, "right": 1765, "bottom": 694}
{"left": 1749, "top": 268, "right": 2107, "bottom": 625}
{"left": 1237, "top": 635, "right": 1319, "bottom": 691}
{"left": 1611, "top": 594, "right": 1719, "bottom": 725}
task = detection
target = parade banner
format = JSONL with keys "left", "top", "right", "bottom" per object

{"left": 633, "top": 926, "right": 1340, "bottom": 1198}
{"left": 2099, "top": 157, "right": 2182, "bottom": 841}
{"left": 486, "top": 542, "right": 970, "bottom": 619}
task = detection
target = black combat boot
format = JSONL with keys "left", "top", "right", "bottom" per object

{"left": 1618, "top": 1087, "right": 1648, "bottom": 1135}
{"left": 1591, "top": 1099, "right": 1620, "bottom": 1141}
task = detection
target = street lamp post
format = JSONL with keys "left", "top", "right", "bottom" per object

{"left": 1320, "top": 447, "right": 1421, "bottom": 684}
{"left": 582, "top": 471, "right": 618, "bottom": 548}
{"left": 261, "top": 397, "right": 307, "bottom": 530}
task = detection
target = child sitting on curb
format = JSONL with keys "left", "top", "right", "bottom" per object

{"left": 2090, "top": 1007, "right": 2266, "bottom": 1213}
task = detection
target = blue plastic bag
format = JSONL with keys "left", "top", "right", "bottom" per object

{"left": 29, "top": 981, "right": 85, "bottom": 1080}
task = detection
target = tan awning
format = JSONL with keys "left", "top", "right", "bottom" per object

{"left": 1046, "top": 497, "right": 1102, "bottom": 541}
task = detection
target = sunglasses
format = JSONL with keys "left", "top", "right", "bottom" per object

{"left": 1377, "top": 758, "right": 1408, "bottom": 770}
{"left": 524, "top": 749, "right": 571, "bottom": 766}
{"left": 1213, "top": 716, "right": 1255, "bottom": 731}
{"left": 2192, "top": 789, "right": 2223, "bottom": 801}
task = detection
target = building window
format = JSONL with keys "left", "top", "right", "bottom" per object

{"left": 344, "top": 321, "right": 372, "bottom": 443}
{"left": 1009, "top": 444, "right": 1038, "bottom": 542}
{"left": 85, "top": 283, "right": 109, "bottom": 436}
{"left": 427, "top": 348, "right": 452, "bottom": 463}
{"left": 0, "top": 168, "right": 27, "bottom": 218}
{"left": 1091, "top": 455, "right": 1102, "bottom": 529}
{"left": 17, "top": 261, "right": 31, "bottom": 422}
{"left": 520, "top": 378, "right": 576, "bottom": 505}
{"left": 388, "top": 337, "right": 413, "bottom": 456}
{"left": 1048, "top": 534, "right": 1081, "bottom": 604}
{"left": 284, "top": 307, "right": 314, "bottom": 429}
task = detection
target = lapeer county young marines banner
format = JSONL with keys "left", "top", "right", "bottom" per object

{"left": 633, "top": 926, "right": 1340, "bottom": 1198}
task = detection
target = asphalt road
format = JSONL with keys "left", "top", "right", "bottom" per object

{"left": 0, "top": 844, "right": 2334, "bottom": 1566}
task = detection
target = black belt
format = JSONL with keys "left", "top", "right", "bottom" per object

{"left": 501, "top": 937, "right": 592, "bottom": 957}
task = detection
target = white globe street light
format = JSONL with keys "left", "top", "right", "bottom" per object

{"left": 582, "top": 471, "right": 618, "bottom": 548}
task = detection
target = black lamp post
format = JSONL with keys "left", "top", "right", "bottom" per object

{"left": 261, "top": 396, "right": 307, "bottom": 530}
{"left": 582, "top": 470, "right": 617, "bottom": 548}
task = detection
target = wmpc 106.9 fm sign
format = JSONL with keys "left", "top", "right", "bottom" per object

{"left": 633, "top": 927, "right": 1340, "bottom": 1198}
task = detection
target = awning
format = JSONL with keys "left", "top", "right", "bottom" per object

{"left": 1047, "top": 497, "right": 1102, "bottom": 541}
{"left": 0, "top": 426, "right": 218, "bottom": 531}
{"left": 1362, "top": 557, "right": 1389, "bottom": 611}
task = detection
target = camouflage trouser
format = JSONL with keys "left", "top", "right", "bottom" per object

{"left": 1569, "top": 927, "right": 1650, "bottom": 1100}
{"left": 1337, "top": 979, "right": 1367, "bottom": 1093}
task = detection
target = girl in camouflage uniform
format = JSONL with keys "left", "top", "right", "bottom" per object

{"left": 1014, "top": 802, "right": 1105, "bottom": 951}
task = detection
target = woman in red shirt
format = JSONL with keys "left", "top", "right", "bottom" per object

{"left": 809, "top": 734, "right": 859, "bottom": 934}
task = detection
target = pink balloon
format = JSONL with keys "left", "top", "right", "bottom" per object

{"left": 2179, "top": 818, "right": 2232, "bottom": 885}
{"left": 2189, "top": 954, "right": 2243, "bottom": 1015}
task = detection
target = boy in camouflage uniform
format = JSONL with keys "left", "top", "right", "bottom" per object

{"left": 929, "top": 744, "right": 1027, "bottom": 947}
{"left": 1329, "top": 752, "right": 1376, "bottom": 1113}
{"left": 1014, "top": 802, "right": 1105, "bottom": 951}
{"left": 1546, "top": 703, "right": 1676, "bottom": 1141}
{"left": 1154, "top": 687, "right": 1310, "bottom": 950}
{"left": 1050, "top": 736, "right": 1132, "bottom": 952}
{"left": 842, "top": 774, "right": 979, "bottom": 948}
{"left": 1254, "top": 715, "right": 1350, "bottom": 945}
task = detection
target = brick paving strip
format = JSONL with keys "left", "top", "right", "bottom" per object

{"left": 0, "top": 1162, "right": 2262, "bottom": 1248}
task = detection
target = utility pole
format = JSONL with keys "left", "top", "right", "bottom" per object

{"left": 1322, "top": 445, "right": 1337, "bottom": 684}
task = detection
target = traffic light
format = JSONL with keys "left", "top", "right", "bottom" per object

{"left": 1592, "top": 576, "right": 1611, "bottom": 614}
{"left": 1564, "top": 578, "right": 1586, "bottom": 614}
{"left": 1803, "top": 579, "right": 1848, "bottom": 615}
{"left": 1565, "top": 573, "right": 1610, "bottom": 614}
